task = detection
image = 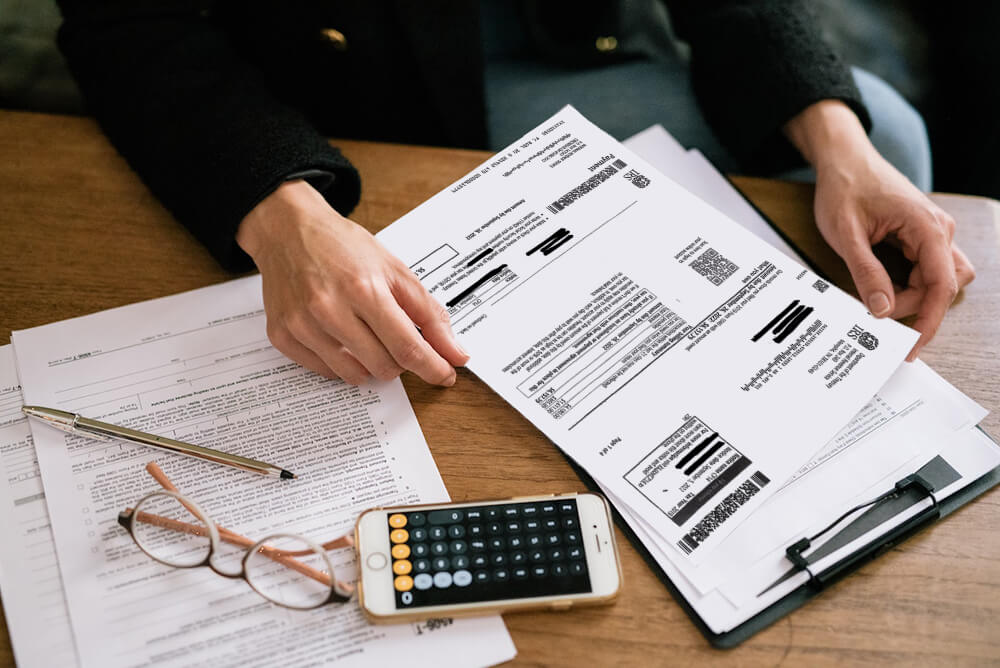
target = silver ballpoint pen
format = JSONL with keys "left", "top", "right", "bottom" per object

{"left": 22, "top": 405, "right": 296, "bottom": 479}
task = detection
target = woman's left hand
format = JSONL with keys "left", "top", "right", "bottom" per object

{"left": 786, "top": 101, "right": 975, "bottom": 361}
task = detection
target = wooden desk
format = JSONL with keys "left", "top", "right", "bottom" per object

{"left": 1, "top": 110, "right": 998, "bottom": 666}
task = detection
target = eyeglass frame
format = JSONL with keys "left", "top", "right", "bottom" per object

{"left": 117, "top": 461, "right": 354, "bottom": 610}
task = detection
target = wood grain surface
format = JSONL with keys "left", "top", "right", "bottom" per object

{"left": 1, "top": 110, "right": 998, "bottom": 667}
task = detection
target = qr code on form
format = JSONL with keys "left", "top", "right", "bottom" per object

{"left": 690, "top": 247, "right": 738, "bottom": 285}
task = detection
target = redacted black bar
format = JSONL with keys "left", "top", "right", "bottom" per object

{"left": 670, "top": 455, "right": 752, "bottom": 526}
{"left": 445, "top": 264, "right": 508, "bottom": 308}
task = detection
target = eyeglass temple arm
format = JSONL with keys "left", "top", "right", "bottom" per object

{"left": 138, "top": 462, "right": 354, "bottom": 593}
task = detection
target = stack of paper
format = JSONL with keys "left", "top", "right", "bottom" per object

{"left": 375, "top": 107, "right": 996, "bottom": 635}
{"left": 0, "top": 279, "right": 517, "bottom": 667}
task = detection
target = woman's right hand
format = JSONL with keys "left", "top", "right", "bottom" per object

{"left": 236, "top": 180, "right": 469, "bottom": 386}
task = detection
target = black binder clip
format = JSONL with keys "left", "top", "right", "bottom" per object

{"left": 784, "top": 537, "right": 816, "bottom": 586}
{"left": 893, "top": 473, "right": 938, "bottom": 510}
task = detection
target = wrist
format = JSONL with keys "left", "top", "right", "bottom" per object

{"left": 237, "top": 180, "right": 327, "bottom": 259}
{"left": 784, "top": 100, "right": 875, "bottom": 175}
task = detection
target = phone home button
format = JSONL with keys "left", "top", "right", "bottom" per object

{"left": 367, "top": 552, "right": 388, "bottom": 570}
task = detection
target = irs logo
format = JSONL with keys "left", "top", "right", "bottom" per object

{"left": 847, "top": 324, "right": 879, "bottom": 350}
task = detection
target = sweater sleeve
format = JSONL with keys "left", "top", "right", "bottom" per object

{"left": 667, "top": 0, "right": 872, "bottom": 172}
{"left": 56, "top": 0, "right": 361, "bottom": 272}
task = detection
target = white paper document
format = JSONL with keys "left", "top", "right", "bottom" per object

{"left": 0, "top": 346, "right": 79, "bottom": 667}
{"left": 377, "top": 106, "right": 918, "bottom": 562}
{"left": 12, "top": 277, "right": 516, "bottom": 668}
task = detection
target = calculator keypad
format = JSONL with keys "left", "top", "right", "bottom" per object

{"left": 389, "top": 499, "right": 591, "bottom": 608}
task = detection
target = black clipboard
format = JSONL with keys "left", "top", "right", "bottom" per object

{"left": 559, "top": 425, "right": 1000, "bottom": 648}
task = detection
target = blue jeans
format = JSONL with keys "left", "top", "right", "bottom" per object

{"left": 485, "top": 61, "right": 932, "bottom": 191}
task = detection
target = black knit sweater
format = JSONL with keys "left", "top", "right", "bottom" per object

{"left": 56, "top": 0, "right": 869, "bottom": 272}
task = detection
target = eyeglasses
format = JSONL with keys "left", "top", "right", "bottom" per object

{"left": 118, "top": 461, "right": 355, "bottom": 609}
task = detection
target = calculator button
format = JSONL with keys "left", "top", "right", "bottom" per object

{"left": 429, "top": 526, "right": 447, "bottom": 540}
{"left": 414, "top": 573, "right": 433, "bottom": 590}
{"left": 448, "top": 525, "right": 465, "bottom": 538}
{"left": 394, "top": 575, "right": 414, "bottom": 591}
{"left": 565, "top": 532, "right": 580, "bottom": 544}
{"left": 562, "top": 517, "right": 578, "bottom": 529}
{"left": 510, "top": 551, "right": 526, "bottom": 564}
{"left": 429, "top": 510, "right": 464, "bottom": 524}
{"left": 470, "top": 539, "right": 486, "bottom": 551}
{"left": 474, "top": 570, "right": 490, "bottom": 583}
{"left": 468, "top": 524, "right": 484, "bottom": 536}
{"left": 541, "top": 503, "right": 557, "bottom": 514}
{"left": 513, "top": 567, "right": 529, "bottom": 579}
{"left": 569, "top": 561, "right": 585, "bottom": 575}
{"left": 567, "top": 546, "right": 583, "bottom": 559}
{"left": 529, "top": 549, "right": 545, "bottom": 562}
{"left": 410, "top": 528, "right": 428, "bottom": 542}
{"left": 486, "top": 508, "right": 501, "bottom": 520}
{"left": 466, "top": 509, "right": 483, "bottom": 521}
{"left": 544, "top": 518, "right": 559, "bottom": 530}
{"left": 411, "top": 543, "right": 429, "bottom": 557}
{"left": 393, "top": 560, "right": 412, "bottom": 575}
{"left": 552, "top": 563, "right": 568, "bottom": 576}
{"left": 524, "top": 519, "right": 540, "bottom": 531}
{"left": 433, "top": 571, "right": 453, "bottom": 588}
{"left": 487, "top": 522, "right": 504, "bottom": 535}
{"left": 521, "top": 505, "right": 539, "bottom": 517}
{"left": 408, "top": 512, "right": 426, "bottom": 527}
{"left": 489, "top": 538, "right": 505, "bottom": 550}
{"left": 506, "top": 521, "right": 521, "bottom": 533}
{"left": 453, "top": 570, "right": 472, "bottom": 587}
{"left": 452, "top": 555, "right": 470, "bottom": 569}
{"left": 413, "top": 558, "right": 431, "bottom": 573}
{"left": 548, "top": 548, "right": 564, "bottom": 561}
{"left": 545, "top": 534, "right": 560, "bottom": 546}
{"left": 527, "top": 535, "right": 542, "bottom": 547}
{"left": 391, "top": 544, "right": 410, "bottom": 560}
{"left": 502, "top": 506, "right": 519, "bottom": 518}
{"left": 432, "top": 556, "right": 450, "bottom": 571}
{"left": 472, "top": 554, "right": 488, "bottom": 567}
{"left": 450, "top": 540, "right": 467, "bottom": 554}
{"left": 507, "top": 536, "right": 523, "bottom": 549}
{"left": 559, "top": 502, "right": 575, "bottom": 514}
{"left": 493, "top": 568, "right": 509, "bottom": 581}
{"left": 390, "top": 529, "right": 408, "bottom": 544}
{"left": 389, "top": 514, "right": 407, "bottom": 528}
{"left": 532, "top": 565, "right": 548, "bottom": 578}
{"left": 431, "top": 541, "right": 449, "bottom": 556}
{"left": 491, "top": 553, "right": 506, "bottom": 565}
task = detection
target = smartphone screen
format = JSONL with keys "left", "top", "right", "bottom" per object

{"left": 386, "top": 498, "right": 592, "bottom": 609}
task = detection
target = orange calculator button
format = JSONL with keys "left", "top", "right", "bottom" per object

{"left": 390, "top": 529, "right": 409, "bottom": 544}
{"left": 391, "top": 544, "right": 411, "bottom": 559}
{"left": 394, "top": 575, "right": 414, "bottom": 592}
{"left": 392, "top": 559, "right": 412, "bottom": 575}
{"left": 389, "top": 513, "right": 407, "bottom": 528}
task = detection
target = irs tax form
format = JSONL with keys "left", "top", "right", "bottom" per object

{"left": 378, "top": 106, "right": 918, "bottom": 561}
{"left": 11, "top": 277, "right": 515, "bottom": 668}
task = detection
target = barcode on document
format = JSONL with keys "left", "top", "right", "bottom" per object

{"left": 676, "top": 471, "right": 770, "bottom": 555}
{"left": 547, "top": 159, "right": 627, "bottom": 214}
{"left": 690, "top": 247, "right": 739, "bottom": 286}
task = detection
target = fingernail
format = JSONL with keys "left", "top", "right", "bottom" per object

{"left": 444, "top": 372, "right": 456, "bottom": 387}
{"left": 868, "top": 292, "right": 891, "bottom": 317}
{"left": 456, "top": 341, "right": 470, "bottom": 359}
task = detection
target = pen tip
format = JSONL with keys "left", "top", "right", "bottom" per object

{"left": 280, "top": 469, "right": 297, "bottom": 480}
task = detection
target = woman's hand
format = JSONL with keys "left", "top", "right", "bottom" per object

{"left": 236, "top": 179, "right": 469, "bottom": 385}
{"left": 785, "top": 101, "right": 975, "bottom": 360}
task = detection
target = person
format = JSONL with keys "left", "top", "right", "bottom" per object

{"left": 55, "top": 0, "right": 974, "bottom": 388}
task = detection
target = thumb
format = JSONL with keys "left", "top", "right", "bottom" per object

{"left": 840, "top": 233, "right": 895, "bottom": 317}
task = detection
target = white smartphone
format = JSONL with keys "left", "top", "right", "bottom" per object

{"left": 355, "top": 493, "right": 623, "bottom": 623}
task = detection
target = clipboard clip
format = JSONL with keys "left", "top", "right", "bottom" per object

{"left": 778, "top": 473, "right": 939, "bottom": 592}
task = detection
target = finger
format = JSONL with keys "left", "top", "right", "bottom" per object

{"left": 279, "top": 315, "right": 372, "bottom": 385}
{"left": 839, "top": 227, "right": 895, "bottom": 317}
{"left": 906, "top": 235, "right": 958, "bottom": 361}
{"left": 305, "top": 296, "right": 406, "bottom": 382}
{"left": 952, "top": 245, "right": 976, "bottom": 290}
{"left": 890, "top": 286, "right": 924, "bottom": 319}
{"left": 392, "top": 273, "right": 470, "bottom": 367}
{"left": 363, "top": 291, "right": 457, "bottom": 386}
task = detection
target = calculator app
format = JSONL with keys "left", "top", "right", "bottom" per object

{"left": 387, "top": 499, "right": 592, "bottom": 608}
